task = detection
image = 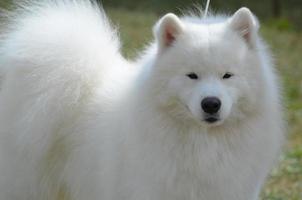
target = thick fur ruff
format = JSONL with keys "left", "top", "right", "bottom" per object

{"left": 0, "top": 1, "right": 284, "bottom": 200}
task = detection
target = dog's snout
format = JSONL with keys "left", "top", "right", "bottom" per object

{"left": 201, "top": 97, "right": 221, "bottom": 114}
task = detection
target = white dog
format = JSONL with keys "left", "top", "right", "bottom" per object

{"left": 0, "top": 1, "right": 284, "bottom": 200}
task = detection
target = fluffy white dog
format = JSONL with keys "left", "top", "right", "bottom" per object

{"left": 0, "top": 1, "right": 284, "bottom": 200}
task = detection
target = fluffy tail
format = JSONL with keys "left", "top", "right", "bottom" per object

{"left": 0, "top": 0, "right": 123, "bottom": 152}
{"left": 0, "top": 1, "right": 124, "bottom": 198}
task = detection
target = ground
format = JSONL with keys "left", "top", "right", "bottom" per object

{"left": 107, "top": 8, "right": 302, "bottom": 200}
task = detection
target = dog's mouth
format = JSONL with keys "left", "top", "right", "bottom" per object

{"left": 204, "top": 117, "right": 219, "bottom": 123}
{"left": 203, "top": 115, "right": 221, "bottom": 124}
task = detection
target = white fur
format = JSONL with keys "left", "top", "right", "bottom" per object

{"left": 0, "top": 1, "right": 284, "bottom": 200}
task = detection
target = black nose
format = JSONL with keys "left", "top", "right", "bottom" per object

{"left": 201, "top": 97, "right": 221, "bottom": 114}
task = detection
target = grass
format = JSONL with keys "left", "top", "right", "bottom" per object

{"left": 107, "top": 8, "right": 302, "bottom": 200}
{"left": 261, "top": 28, "right": 302, "bottom": 200}
{"left": 107, "top": 8, "right": 156, "bottom": 58}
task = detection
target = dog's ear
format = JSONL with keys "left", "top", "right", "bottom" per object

{"left": 154, "top": 13, "right": 184, "bottom": 52}
{"left": 228, "top": 7, "right": 259, "bottom": 47}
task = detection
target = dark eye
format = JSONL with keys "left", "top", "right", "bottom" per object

{"left": 186, "top": 73, "right": 199, "bottom": 80}
{"left": 222, "top": 72, "right": 233, "bottom": 79}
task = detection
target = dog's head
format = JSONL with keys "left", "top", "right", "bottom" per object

{"left": 146, "top": 8, "right": 266, "bottom": 127}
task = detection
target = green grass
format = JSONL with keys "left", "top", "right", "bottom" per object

{"left": 107, "top": 8, "right": 302, "bottom": 200}
{"left": 261, "top": 28, "right": 302, "bottom": 200}
{"left": 107, "top": 8, "right": 156, "bottom": 58}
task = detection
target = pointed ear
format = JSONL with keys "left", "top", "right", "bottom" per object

{"left": 154, "top": 13, "right": 184, "bottom": 52}
{"left": 228, "top": 7, "right": 259, "bottom": 47}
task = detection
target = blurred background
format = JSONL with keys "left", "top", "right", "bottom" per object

{"left": 1, "top": 0, "right": 302, "bottom": 199}
{"left": 103, "top": 0, "right": 302, "bottom": 30}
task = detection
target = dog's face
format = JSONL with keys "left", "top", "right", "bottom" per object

{"left": 148, "top": 8, "right": 264, "bottom": 127}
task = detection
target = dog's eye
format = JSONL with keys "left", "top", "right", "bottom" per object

{"left": 222, "top": 72, "right": 233, "bottom": 79}
{"left": 186, "top": 73, "right": 199, "bottom": 80}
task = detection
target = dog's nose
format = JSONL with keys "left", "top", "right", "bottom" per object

{"left": 201, "top": 97, "right": 221, "bottom": 114}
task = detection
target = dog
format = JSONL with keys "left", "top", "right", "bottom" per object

{"left": 0, "top": 1, "right": 284, "bottom": 199}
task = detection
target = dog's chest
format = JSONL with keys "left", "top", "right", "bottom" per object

{"left": 120, "top": 127, "right": 252, "bottom": 199}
